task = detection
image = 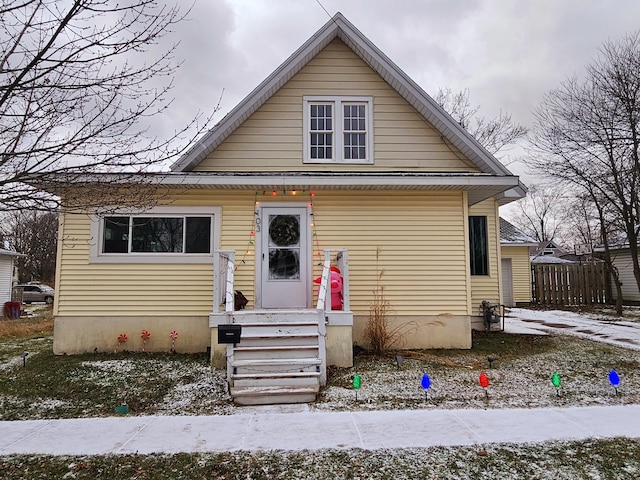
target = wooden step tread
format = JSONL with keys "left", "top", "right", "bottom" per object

{"left": 241, "top": 332, "right": 318, "bottom": 338}
{"left": 230, "top": 385, "right": 320, "bottom": 397}
{"left": 232, "top": 322, "right": 319, "bottom": 327}
{"left": 231, "top": 358, "right": 321, "bottom": 367}
{"left": 234, "top": 345, "right": 319, "bottom": 352}
{"left": 231, "top": 371, "right": 321, "bottom": 380}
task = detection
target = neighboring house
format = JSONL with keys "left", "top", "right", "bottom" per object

{"left": 49, "top": 13, "right": 526, "bottom": 402}
{"left": 530, "top": 240, "right": 568, "bottom": 258}
{"left": 0, "top": 249, "right": 23, "bottom": 308}
{"left": 499, "top": 218, "right": 536, "bottom": 307}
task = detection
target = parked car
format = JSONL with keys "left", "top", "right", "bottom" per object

{"left": 15, "top": 284, "right": 55, "bottom": 304}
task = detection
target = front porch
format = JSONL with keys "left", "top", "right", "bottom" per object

{"left": 209, "top": 249, "right": 353, "bottom": 405}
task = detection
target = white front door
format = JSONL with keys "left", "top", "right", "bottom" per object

{"left": 258, "top": 206, "right": 310, "bottom": 308}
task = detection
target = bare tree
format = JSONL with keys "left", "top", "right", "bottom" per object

{"left": 530, "top": 31, "right": 640, "bottom": 302}
{"left": 435, "top": 87, "right": 527, "bottom": 157}
{"left": 2, "top": 210, "right": 58, "bottom": 283}
{"left": 509, "top": 183, "right": 569, "bottom": 244}
{"left": 1, "top": 0, "right": 216, "bottom": 212}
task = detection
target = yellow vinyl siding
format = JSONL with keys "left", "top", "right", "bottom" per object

{"left": 56, "top": 190, "right": 472, "bottom": 317}
{"left": 311, "top": 191, "right": 469, "bottom": 315}
{"left": 56, "top": 191, "right": 256, "bottom": 317}
{"left": 469, "top": 200, "right": 501, "bottom": 314}
{"left": 194, "top": 39, "right": 478, "bottom": 173}
{"left": 501, "top": 245, "right": 532, "bottom": 304}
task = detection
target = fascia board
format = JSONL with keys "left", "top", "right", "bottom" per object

{"left": 153, "top": 173, "right": 521, "bottom": 190}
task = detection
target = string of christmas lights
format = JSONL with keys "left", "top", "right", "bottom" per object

{"left": 234, "top": 190, "right": 321, "bottom": 272}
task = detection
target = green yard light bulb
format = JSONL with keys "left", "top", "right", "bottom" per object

{"left": 353, "top": 374, "right": 361, "bottom": 401}
{"left": 552, "top": 372, "right": 561, "bottom": 396}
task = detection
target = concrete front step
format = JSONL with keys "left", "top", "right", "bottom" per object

{"left": 230, "top": 385, "right": 320, "bottom": 406}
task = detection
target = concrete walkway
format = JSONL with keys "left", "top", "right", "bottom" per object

{"left": 1, "top": 404, "right": 640, "bottom": 455}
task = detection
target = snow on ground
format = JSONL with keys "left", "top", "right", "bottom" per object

{"left": 505, "top": 307, "right": 640, "bottom": 350}
{"left": 2, "top": 307, "right": 640, "bottom": 420}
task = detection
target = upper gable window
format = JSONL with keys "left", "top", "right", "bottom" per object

{"left": 303, "top": 96, "right": 373, "bottom": 164}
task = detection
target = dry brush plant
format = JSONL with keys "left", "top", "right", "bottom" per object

{"left": 364, "top": 248, "right": 415, "bottom": 356}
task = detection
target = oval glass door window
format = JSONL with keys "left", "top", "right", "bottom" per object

{"left": 268, "top": 214, "right": 300, "bottom": 280}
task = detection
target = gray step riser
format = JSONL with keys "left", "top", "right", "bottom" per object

{"left": 229, "top": 314, "right": 320, "bottom": 324}
{"left": 233, "top": 348, "right": 319, "bottom": 361}
{"left": 238, "top": 336, "right": 319, "bottom": 347}
{"left": 233, "top": 393, "right": 317, "bottom": 406}
{"left": 232, "top": 377, "right": 319, "bottom": 388}
{"left": 239, "top": 325, "right": 319, "bottom": 337}
{"left": 233, "top": 364, "right": 319, "bottom": 375}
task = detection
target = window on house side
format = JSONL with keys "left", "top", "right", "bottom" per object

{"left": 469, "top": 216, "right": 489, "bottom": 275}
{"left": 304, "top": 96, "right": 373, "bottom": 163}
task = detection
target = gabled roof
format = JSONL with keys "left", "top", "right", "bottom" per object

{"left": 530, "top": 240, "right": 568, "bottom": 257}
{"left": 500, "top": 218, "right": 537, "bottom": 246}
{"left": 170, "top": 12, "right": 525, "bottom": 202}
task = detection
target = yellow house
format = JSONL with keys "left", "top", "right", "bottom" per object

{"left": 52, "top": 13, "right": 526, "bottom": 404}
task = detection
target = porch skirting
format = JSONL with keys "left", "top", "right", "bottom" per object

{"left": 352, "top": 314, "right": 473, "bottom": 350}
{"left": 53, "top": 316, "right": 210, "bottom": 355}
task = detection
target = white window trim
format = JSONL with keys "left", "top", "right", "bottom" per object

{"left": 303, "top": 95, "right": 374, "bottom": 164}
{"left": 89, "top": 206, "right": 221, "bottom": 264}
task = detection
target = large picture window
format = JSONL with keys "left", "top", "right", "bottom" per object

{"left": 304, "top": 96, "right": 373, "bottom": 163}
{"left": 469, "top": 216, "right": 489, "bottom": 276}
{"left": 103, "top": 216, "right": 211, "bottom": 254}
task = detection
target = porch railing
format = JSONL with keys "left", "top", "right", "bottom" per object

{"left": 316, "top": 249, "right": 350, "bottom": 312}
{"left": 213, "top": 248, "right": 350, "bottom": 314}
{"left": 213, "top": 250, "right": 235, "bottom": 314}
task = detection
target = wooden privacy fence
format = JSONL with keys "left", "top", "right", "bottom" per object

{"left": 532, "top": 263, "right": 610, "bottom": 306}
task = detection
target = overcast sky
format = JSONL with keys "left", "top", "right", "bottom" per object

{"left": 160, "top": 0, "right": 640, "bottom": 183}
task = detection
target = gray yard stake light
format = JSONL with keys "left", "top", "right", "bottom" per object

{"left": 21, "top": 351, "right": 28, "bottom": 367}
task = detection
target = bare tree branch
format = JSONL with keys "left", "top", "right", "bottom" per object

{"left": 435, "top": 87, "right": 527, "bottom": 158}
{"left": 0, "top": 0, "right": 218, "bottom": 212}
